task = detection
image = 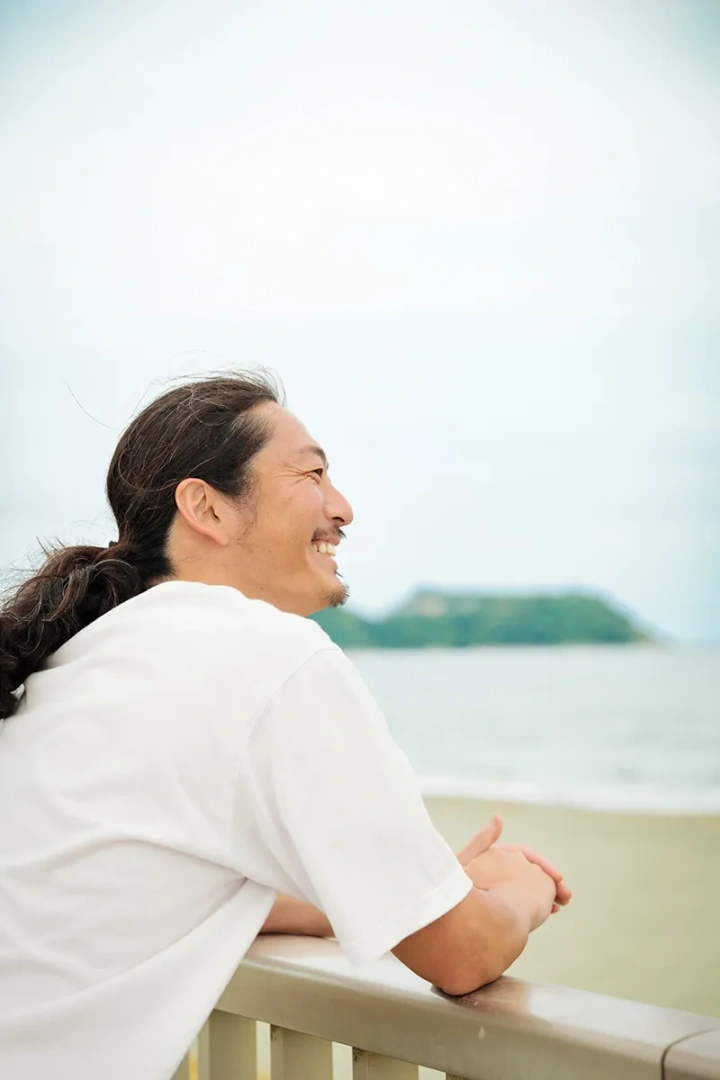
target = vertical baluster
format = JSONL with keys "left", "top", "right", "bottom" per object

{"left": 270, "top": 1025, "right": 333, "bottom": 1080}
{"left": 195, "top": 1012, "right": 258, "bottom": 1080}
{"left": 171, "top": 1051, "right": 193, "bottom": 1080}
{"left": 352, "top": 1049, "right": 418, "bottom": 1080}
{"left": 197, "top": 1023, "right": 211, "bottom": 1080}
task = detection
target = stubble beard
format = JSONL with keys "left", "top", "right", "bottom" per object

{"left": 323, "top": 575, "right": 349, "bottom": 609}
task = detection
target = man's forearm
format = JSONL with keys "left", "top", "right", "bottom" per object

{"left": 260, "top": 893, "right": 334, "bottom": 938}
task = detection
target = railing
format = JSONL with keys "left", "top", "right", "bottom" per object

{"left": 173, "top": 936, "right": 720, "bottom": 1080}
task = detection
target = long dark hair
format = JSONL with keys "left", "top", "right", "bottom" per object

{"left": 0, "top": 371, "right": 281, "bottom": 720}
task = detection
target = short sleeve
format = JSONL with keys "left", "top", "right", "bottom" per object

{"left": 231, "top": 647, "right": 472, "bottom": 964}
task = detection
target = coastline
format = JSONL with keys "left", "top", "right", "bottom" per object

{"left": 425, "top": 794, "right": 720, "bottom": 1018}
{"left": 418, "top": 778, "right": 720, "bottom": 816}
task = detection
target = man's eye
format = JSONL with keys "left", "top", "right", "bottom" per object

{"left": 311, "top": 468, "right": 324, "bottom": 479}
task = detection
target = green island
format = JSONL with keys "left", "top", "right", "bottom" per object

{"left": 311, "top": 589, "right": 650, "bottom": 648}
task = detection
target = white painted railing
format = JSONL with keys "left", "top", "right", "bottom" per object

{"left": 172, "top": 936, "right": 720, "bottom": 1080}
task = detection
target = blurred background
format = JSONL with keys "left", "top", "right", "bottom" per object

{"left": 1, "top": 0, "right": 719, "bottom": 1016}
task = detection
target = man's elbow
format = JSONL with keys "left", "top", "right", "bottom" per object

{"left": 432, "top": 954, "right": 505, "bottom": 996}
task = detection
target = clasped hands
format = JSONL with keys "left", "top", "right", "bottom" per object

{"left": 456, "top": 814, "right": 572, "bottom": 915}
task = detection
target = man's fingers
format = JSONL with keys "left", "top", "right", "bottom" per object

{"left": 456, "top": 814, "right": 504, "bottom": 865}
{"left": 498, "top": 843, "right": 572, "bottom": 905}
{"left": 459, "top": 829, "right": 572, "bottom": 908}
{"left": 499, "top": 843, "right": 562, "bottom": 882}
{"left": 456, "top": 813, "right": 504, "bottom": 864}
{"left": 519, "top": 847, "right": 562, "bottom": 882}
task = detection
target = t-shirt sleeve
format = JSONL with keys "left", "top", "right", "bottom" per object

{"left": 231, "top": 646, "right": 472, "bottom": 964}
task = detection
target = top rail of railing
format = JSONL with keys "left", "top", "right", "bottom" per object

{"left": 217, "top": 936, "right": 720, "bottom": 1080}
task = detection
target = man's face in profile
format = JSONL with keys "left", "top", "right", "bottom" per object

{"left": 227, "top": 402, "right": 353, "bottom": 617}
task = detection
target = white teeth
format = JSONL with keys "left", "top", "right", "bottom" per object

{"left": 313, "top": 542, "right": 336, "bottom": 556}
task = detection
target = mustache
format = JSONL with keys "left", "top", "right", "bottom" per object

{"left": 312, "top": 528, "right": 347, "bottom": 544}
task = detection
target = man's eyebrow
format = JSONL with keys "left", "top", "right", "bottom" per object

{"left": 296, "top": 444, "right": 329, "bottom": 469}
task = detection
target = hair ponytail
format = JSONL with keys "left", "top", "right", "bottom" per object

{"left": 0, "top": 370, "right": 280, "bottom": 722}
{"left": 0, "top": 543, "right": 144, "bottom": 720}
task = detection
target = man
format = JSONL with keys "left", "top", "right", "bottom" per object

{"left": 0, "top": 373, "right": 569, "bottom": 1080}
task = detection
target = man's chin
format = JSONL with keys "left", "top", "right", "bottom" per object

{"left": 324, "top": 580, "right": 349, "bottom": 609}
{"left": 310, "top": 576, "right": 349, "bottom": 613}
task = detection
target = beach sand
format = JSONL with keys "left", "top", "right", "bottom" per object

{"left": 425, "top": 795, "right": 720, "bottom": 1018}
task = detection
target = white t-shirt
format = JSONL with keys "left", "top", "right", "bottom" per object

{"left": 0, "top": 582, "right": 471, "bottom": 1080}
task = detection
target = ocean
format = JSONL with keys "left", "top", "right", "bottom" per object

{"left": 350, "top": 645, "right": 720, "bottom": 815}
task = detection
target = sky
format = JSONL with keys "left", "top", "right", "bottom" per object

{"left": 1, "top": 0, "right": 718, "bottom": 642}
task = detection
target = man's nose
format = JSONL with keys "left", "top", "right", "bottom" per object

{"left": 327, "top": 483, "right": 354, "bottom": 527}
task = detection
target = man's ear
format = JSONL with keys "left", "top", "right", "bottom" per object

{"left": 174, "top": 478, "right": 232, "bottom": 547}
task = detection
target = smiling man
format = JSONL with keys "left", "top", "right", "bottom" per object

{"left": 167, "top": 405, "right": 351, "bottom": 615}
{"left": 0, "top": 372, "right": 568, "bottom": 1080}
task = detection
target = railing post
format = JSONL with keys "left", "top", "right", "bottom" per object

{"left": 270, "top": 1025, "right": 333, "bottom": 1080}
{"left": 196, "top": 1012, "right": 258, "bottom": 1080}
{"left": 170, "top": 1053, "right": 192, "bottom": 1080}
{"left": 352, "top": 1049, "right": 418, "bottom": 1079}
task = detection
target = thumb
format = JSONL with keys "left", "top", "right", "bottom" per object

{"left": 457, "top": 814, "right": 504, "bottom": 865}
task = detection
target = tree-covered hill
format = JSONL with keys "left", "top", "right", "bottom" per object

{"left": 311, "top": 589, "right": 649, "bottom": 648}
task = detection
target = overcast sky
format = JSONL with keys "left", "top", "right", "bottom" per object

{"left": 1, "top": 0, "right": 718, "bottom": 642}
